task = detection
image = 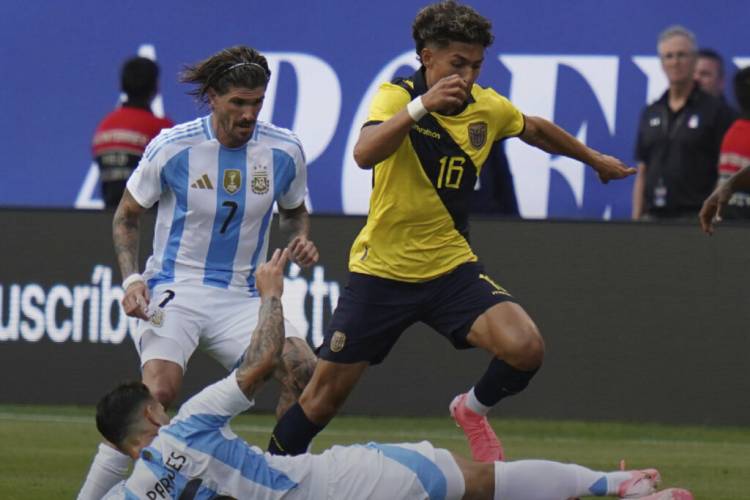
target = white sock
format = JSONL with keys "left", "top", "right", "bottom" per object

{"left": 493, "top": 460, "right": 625, "bottom": 500}
{"left": 77, "top": 442, "right": 132, "bottom": 500}
{"left": 465, "top": 387, "right": 491, "bottom": 416}
{"left": 604, "top": 471, "right": 635, "bottom": 495}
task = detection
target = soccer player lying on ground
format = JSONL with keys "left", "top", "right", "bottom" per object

{"left": 95, "top": 248, "right": 692, "bottom": 500}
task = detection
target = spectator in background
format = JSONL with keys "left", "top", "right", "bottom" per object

{"left": 694, "top": 48, "right": 730, "bottom": 101}
{"left": 92, "top": 57, "right": 173, "bottom": 208}
{"left": 700, "top": 66, "right": 750, "bottom": 228}
{"left": 470, "top": 141, "right": 520, "bottom": 216}
{"left": 632, "top": 26, "right": 735, "bottom": 220}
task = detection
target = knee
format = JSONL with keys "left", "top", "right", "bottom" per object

{"left": 142, "top": 369, "right": 181, "bottom": 408}
{"left": 289, "top": 352, "right": 316, "bottom": 389}
{"left": 282, "top": 338, "right": 316, "bottom": 388}
{"left": 499, "top": 324, "right": 545, "bottom": 371}
{"left": 148, "top": 383, "right": 178, "bottom": 408}
{"left": 141, "top": 358, "right": 183, "bottom": 408}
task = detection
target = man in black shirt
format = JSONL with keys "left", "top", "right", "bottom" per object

{"left": 695, "top": 48, "right": 731, "bottom": 103}
{"left": 632, "top": 26, "right": 735, "bottom": 220}
{"left": 470, "top": 141, "right": 520, "bottom": 216}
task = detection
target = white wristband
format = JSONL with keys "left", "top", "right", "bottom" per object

{"left": 406, "top": 96, "right": 428, "bottom": 122}
{"left": 122, "top": 273, "right": 145, "bottom": 290}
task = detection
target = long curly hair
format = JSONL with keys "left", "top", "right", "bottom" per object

{"left": 181, "top": 45, "right": 271, "bottom": 103}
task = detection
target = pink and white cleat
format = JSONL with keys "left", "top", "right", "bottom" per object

{"left": 626, "top": 488, "right": 694, "bottom": 500}
{"left": 618, "top": 468, "right": 662, "bottom": 498}
{"left": 449, "top": 392, "right": 504, "bottom": 462}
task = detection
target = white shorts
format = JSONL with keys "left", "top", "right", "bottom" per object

{"left": 307, "top": 441, "right": 463, "bottom": 500}
{"left": 133, "top": 283, "right": 303, "bottom": 371}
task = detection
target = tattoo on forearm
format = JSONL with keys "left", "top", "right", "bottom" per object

{"left": 113, "top": 210, "right": 141, "bottom": 278}
{"left": 279, "top": 207, "right": 310, "bottom": 244}
{"left": 238, "top": 297, "right": 285, "bottom": 394}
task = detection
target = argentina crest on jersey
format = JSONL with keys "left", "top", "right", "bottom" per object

{"left": 250, "top": 162, "right": 270, "bottom": 195}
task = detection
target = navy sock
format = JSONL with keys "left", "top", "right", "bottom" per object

{"left": 267, "top": 402, "right": 324, "bottom": 455}
{"left": 473, "top": 358, "right": 539, "bottom": 407}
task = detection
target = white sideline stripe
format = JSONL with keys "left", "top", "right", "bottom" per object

{"left": 0, "top": 412, "right": 464, "bottom": 441}
{"left": 0, "top": 413, "right": 94, "bottom": 425}
{"left": 1, "top": 413, "right": 747, "bottom": 448}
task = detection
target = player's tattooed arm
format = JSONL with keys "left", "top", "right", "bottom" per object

{"left": 112, "top": 189, "right": 146, "bottom": 279}
{"left": 278, "top": 204, "right": 319, "bottom": 268}
{"left": 236, "top": 296, "right": 286, "bottom": 397}
{"left": 278, "top": 203, "right": 310, "bottom": 242}
{"left": 236, "top": 248, "right": 289, "bottom": 398}
{"left": 114, "top": 189, "right": 152, "bottom": 319}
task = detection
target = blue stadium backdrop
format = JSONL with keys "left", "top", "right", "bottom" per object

{"left": 2, "top": 0, "right": 748, "bottom": 218}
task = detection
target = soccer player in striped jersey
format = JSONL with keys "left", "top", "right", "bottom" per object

{"left": 97, "top": 249, "right": 690, "bottom": 500}
{"left": 77, "top": 46, "right": 318, "bottom": 499}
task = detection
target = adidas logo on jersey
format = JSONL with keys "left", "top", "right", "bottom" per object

{"left": 190, "top": 174, "right": 214, "bottom": 189}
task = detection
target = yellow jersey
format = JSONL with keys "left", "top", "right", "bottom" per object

{"left": 349, "top": 68, "right": 524, "bottom": 281}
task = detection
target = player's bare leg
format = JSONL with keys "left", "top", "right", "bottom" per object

{"left": 141, "top": 359, "right": 184, "bottom": 408}
{"left": 450, "top": 452, "right": 493, "bottom": 499}
{"left": 273, "top": 336, "right": 316, "bottom": 419}
{"left": 451, "top": 302, "right": 544, "bottom": 462}
{"left": 298, "top": 359, "right": 369, "bottom": 424}
{"left": 268, "top": 359, "right": 368, "bottom": 455}
{"left": 467, "top": 302, "right": 544, "bottom": 370}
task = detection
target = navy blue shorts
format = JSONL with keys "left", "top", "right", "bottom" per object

{"left": 318, "top": 261, "right": 516, "bottom": 364}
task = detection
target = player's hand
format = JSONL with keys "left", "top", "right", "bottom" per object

{"left": 256, "top": 248, "right": 289, "bottom": 299}
{"left": 287, "top": 235, "right": 319, "bottom": 268}
{"left": 590, "top": 152, "right": 637, "bottom": 184}
{"left": 122, "top": 281, "right": 151, "bottom": 320}
{"left": 421, "top": 74, "right": 469, "bottom": 115}
{"left": 699, "top": 184, "right": 732, "bottom": 235}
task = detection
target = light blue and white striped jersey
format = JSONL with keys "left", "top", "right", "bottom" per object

{"left": 128, "top": 116, "right": 307, "bottom": 295}
{"left": 102, "top": 373, "right": 320, "bottom": 500}
{"left": 102, "top": 374, "right": 451, "bottom": 499}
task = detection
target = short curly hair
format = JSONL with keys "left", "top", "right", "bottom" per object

{"left": 412, "top": 1, "right": 494, "bottom": 59}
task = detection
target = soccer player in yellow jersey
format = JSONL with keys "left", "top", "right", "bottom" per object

{"left": 268, "top": 0, "right": 636, "bottom": 462}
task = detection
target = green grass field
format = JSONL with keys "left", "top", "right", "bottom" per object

{"left": 1, "top": 404, "right": 747, "bottom": 499}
